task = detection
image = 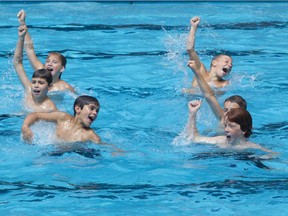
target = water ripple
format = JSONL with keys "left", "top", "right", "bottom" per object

{"left": 1, "top": 178, "right": 288, "bottom": 200}
{"left": 1, "top": 20, "right": 287, "bottom": 32}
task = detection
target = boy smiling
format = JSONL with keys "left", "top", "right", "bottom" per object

{"left": 22, "top": 96, "right": 122, "bottom": 154}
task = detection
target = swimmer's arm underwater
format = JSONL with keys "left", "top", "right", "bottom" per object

{"left": 90, "top": 133, "right": 124, "bottom": 156}
{"left": 248, "top": 144, "right": 279, "bottom": 160}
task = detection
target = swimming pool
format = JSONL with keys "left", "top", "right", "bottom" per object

{"left": 1, "top": 1, "right": 288, "bottom": 215}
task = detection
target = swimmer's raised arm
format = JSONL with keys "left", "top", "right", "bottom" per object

{"left": 17, "top": 9, "right": 43, "bottom": 71}
{"left": 187, "top": 60, "right": 224, "bottom": 121}
{"left": 186, "top": 16, "right": 208, "bottom": 87}
{"left": 186, "top": 17, "right": 201, "bottom": 66}
{"left": 186, "top": 100, "right": 201, "bottom": 140}
{"left": 186, "top": 100, "right": 225, "bottom": 144}
{"left": 13, "top": 24, "right": 31, "bottom": 91}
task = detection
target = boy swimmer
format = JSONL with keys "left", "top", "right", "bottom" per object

{"left": 13, "top": 24, "right": 57, "bottom": 113}
{"left": 22, "top": 95, "right": 122, "bottom": 154}
{"left": 186, "top": 100, "right": 276, "bottom": 159}
{"left": 17, "top": 9, "right": 75, "bottom": 93}
{"left": 186, "top": 16, "right": 232, "bottom": 89}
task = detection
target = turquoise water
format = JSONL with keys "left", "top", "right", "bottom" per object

{"left": 1, "top": 2, "right": 288, "bottom": 215}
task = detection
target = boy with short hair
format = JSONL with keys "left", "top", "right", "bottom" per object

{"left": 186, "top": 100, "right": 276, "bottom": 159}
{"left": 13, "top": 24, "right": 57, "bottom": 113}
{"left": 21, "top": 95, "right": 122, "bottom": 154}
{"left": 187, "top": 60, "right": 246, "bottom": 125}
{"left": 17, "top": 9, "right": 75, "bottom": 93}
{"left": 186, "top": 16, "right": 233, "bottom": 89}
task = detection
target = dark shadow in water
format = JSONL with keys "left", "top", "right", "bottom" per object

{"left": 0, "top": 113, "right": 25, "bottom": 121}
{"left": 189, "top": 151, "right": 271, "bottom": 170}
{"left": 2, "top": 20, "right": 286, "bottom": 31}
{"left": 44, "top": 148, "right": 102, "bottom": 159}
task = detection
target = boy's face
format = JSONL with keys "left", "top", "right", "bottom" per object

{"left": 44, "top": 54, "right": 64, "bottom": 77}
{"left": 76, "top": 103, "right": 100, "bottom": 128}
{"left": 224, "top": 118, "right": 244, "bottom": 143}
{"left": 31, "top": 78, "right": 50, "bottom": 98}
{"left": 223, "top": 101, "right": 240, "bottom": 115}
{"left": 214, "top": 56, "right": 233, "bottom": 79}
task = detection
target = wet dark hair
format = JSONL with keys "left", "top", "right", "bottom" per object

{"left": 226, "top": 108, "right": 252, "bottom": 138}
{"left": 47, "top": 52, "right": 67, "bottom": 79}
{"left": 224, "top": 95, "right": 247, "bottom": 110}
{"left": 73, "top": 95, "right": 100, "bottom": 116}
{"left": 32, "top": 68, "right": 53, "bottom": 86}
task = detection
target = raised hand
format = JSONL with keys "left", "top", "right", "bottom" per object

{"left": 17, "top": 9, "right": 26, "bottom": 25}
{"left": 190, "top": 16, "right": 200, "bottom": 27}
{"left": 188, "top": 100, "right": 202, "bottom": 114}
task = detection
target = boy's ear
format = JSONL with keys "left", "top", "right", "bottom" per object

{"left": 211, "top": 59, "right": 218, "bottom": 67}
{"left": 48, "top": 83, "right": 53, "bottom": 91}
{"left": 75, "top": 105, "right": 81, "bottom": 114}
{"left": 60, "top": 66, "right": 65, "bottom": 73}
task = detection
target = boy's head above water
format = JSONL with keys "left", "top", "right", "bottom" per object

{"left": 73, "top": 95, "right": 100, "bottom": 117}
{"left": 224, "top": 95, "right": 247, "bottom": 114}
{"left": 224, "top": 108, "right": 253, "bottom": 140}
{"left": 45, "top": 52, "right": 67, "bottom": 79}
{"left": 32, "top": 68, "right": 53, "bottom": 86}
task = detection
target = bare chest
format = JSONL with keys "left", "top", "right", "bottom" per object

{"left": 56, "top": 121, "right": 90, "bottom": 142}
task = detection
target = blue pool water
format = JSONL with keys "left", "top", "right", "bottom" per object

{"left": 1, "top": 1, "right": 288, "bottom": 215}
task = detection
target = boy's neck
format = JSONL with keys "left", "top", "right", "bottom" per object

{"left": 229, "top": 137, "right": 247, "bottom": 147}
{"left": 33, "top": 95, "right": 48, "bottom": 104}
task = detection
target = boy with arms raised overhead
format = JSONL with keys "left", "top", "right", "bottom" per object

{"left": 17, "top": 9, "right": 75, "bottom": 93}
{"left": 13, "top": 24, "right": 57, "bottom": 113}
{"left": 22, "top": 95, "right": 122, "bottom": 154}
{"left": 186, "top": 16, "right": 233, "bottom": 89}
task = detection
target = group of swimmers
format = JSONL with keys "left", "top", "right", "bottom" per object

{"left": 13, "top": 10, "right": 276, "bottom": 158}
{"left": 185, "top": 16, "right": 276, "bottom": 159}
{"left": 14, "top": 10, "right": 121, "bottom": 154}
